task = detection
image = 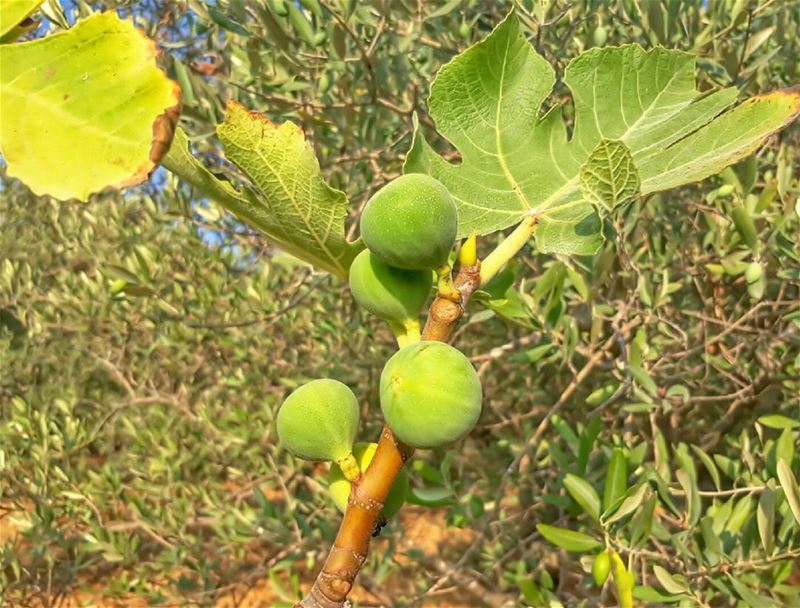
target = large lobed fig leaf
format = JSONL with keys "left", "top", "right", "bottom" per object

{"left": 164, "top": 102, "right": 362, "bottom": 279}
{"left": 405, "top": 12, "right": 800, "bottom": 255}
{"left": 0, "top": 12, "right": 181, "bottom": 201}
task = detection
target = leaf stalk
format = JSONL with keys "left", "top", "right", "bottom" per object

{"left": 479, "top": 214, "right": 538, "bottom": 286}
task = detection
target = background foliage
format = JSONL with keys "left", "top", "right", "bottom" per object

{"left": 1, "top": 0, "right": 799, "bottom": 606}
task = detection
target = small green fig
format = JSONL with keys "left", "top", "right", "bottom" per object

{"left": 327, "top": 442, "right": 409, "bottom": 519}
{"left": 592, "top": 550, "right": 611, "bottom": 586}
{"left": 380, "top": 341, "right": 482, "bottom": 449}
{"left": 277, "top": 379, "right": 359, "bottom": 466}
{"left": 360, "top": 174, "right": 458, "bottom": 270}
{"left": 348, "top": 249, "right": 432, "bottom": 324}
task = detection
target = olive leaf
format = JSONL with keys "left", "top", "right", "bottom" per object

{"left": 405, "top": 12, "right": 800, "bottom": 255}
{"left": 536, "top": 523, "right": 603, "bottom": 552}
{"left": 164, "top": 103, "right": 362, "bottom": 279}
{"left": 0, "top": 12, "right": 180, "bottom": 201}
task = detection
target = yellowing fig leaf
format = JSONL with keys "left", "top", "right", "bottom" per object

{"left": 0, "top": 0, "right": 43, "bottom": 39}
{"left": 406, "top": 12, "right": 800, "bottom": 255}
{"left": 164, "top": 103, "right": 362, "bottom": 279}
{"left": 0, "top": 12, "right": 180, "bottom": 201}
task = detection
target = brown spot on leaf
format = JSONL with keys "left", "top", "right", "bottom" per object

{"left": 225, "top": 100, "right": 278, "bottom": 130}
{"left": 148, "top": 92, "right": 181, "bottom": 165}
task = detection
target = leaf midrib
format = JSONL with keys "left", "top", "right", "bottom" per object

{"left": 233, "top": 125, "right": 346, "bottom": 276}
{"left": 494, "top": 30, "right": 530, "bottom": 213}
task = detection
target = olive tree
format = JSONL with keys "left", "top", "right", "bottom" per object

{"left": 2, "top": 1, "right": 799, "bottom": 606}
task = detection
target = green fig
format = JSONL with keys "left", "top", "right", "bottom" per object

{"left": 348, "top": 249, "right": 432, "bottom": 325}
{"left": 360, "top": 173, "right": 458, "bottom": 270}
{"left": 327, "top": 442, "right": 409, "bottom": 519}
{"left": 380, "top": 341, "right": 482, "bottom": 449}
{"left": 277, "top": 379, "right": 360, "bottom": 470}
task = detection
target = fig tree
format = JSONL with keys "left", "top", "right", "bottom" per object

{"left": 360, "top": 173, "right": 458, "bottom": 270}
{"left": 348, "top": 249, "right": 432, "bottom": 325}
{"left": 380, "top": 341, "right": 482, "bottom": 449}
{"left": 277, "top": 379, "right": 360, "bottom": 474}
{"left": 327, "top": 442, "right": 409, "bottom": 519}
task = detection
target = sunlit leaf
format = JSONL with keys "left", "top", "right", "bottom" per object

{"left": 758, "top": 415, "right": 800, "bottom": 430}
{"left": 406, "top": 13, "right": 800, "bottom": 254}
{"left": 0, "top": 12, "right": 180, "bottom": 201}
{"left": 0, "top": 0, "right": 43, "bottom": 39}
{"left": 164, "top": 110, "right": 363, "bottom": 279}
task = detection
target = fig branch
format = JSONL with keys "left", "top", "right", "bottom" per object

{"left": 297, "top": 215, "right": 541, "bottom": 606}
{"left": 297, "top": 256, "right": 481, "bottom": 608}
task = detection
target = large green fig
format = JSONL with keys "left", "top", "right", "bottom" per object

{"left": 360, "top": 173, "right": 458, "bottom": 270}
{"left": 277, "top": 379, "right": 359, "bottom": 466}
{"left": 380, "top": 341, "right": 482, "bottom": 449}
{"left": 349, "top": 249, "right": 432, "bottom": 324}
{"left": 327, "top": 442, "right": 409, "bottom": 519}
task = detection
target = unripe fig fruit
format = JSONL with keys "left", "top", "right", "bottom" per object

{"left": 360, "top": 174, "right": 458, "bottom": 270}
{"left": 277, "top": 379, "right": 359, "bottom": 464}
{"left": 327, "top": 442, "right": 409, "bottom": 519}
{"left": 380, "top": 341, "right": 482, "bottom": 449}
{"left": 349, "top": 250, "right": 431, "bottom": 324}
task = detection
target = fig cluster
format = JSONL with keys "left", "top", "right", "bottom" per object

{"left": 349, "top": 173, "right": 458, "bottom": 332}
{"left": 276, "top": 174, "right": 483, "bottom": 524}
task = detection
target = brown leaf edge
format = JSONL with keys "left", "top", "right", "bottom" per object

{"left": 112, "top": 13, "right": 182, "bottom": 193}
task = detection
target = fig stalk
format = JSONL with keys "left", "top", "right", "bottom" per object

{"left": 479, "top": 213, "right": 539, "bottom": 286}
{"left": 435, "top": 263, "right": 458, "bottom": 299}
{"left": 335, "top": 453, "right": 361, "bottom": 482}
{"left": 389, "top": 319, "right": 421, "bottom": 348}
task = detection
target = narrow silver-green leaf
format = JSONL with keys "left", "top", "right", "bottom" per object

{"left": 580, "top": 139, "right": 640, "bottom": 214}
{"left": 700, "top": 516, "right": 722, "bottom": 564}
{"left": 603, "top": 448, "right": 628, "bottom": 512}
{"left": 758, "top": 415, "right": 800, "bottom": 430}
{"left": 605, "top": 482, "right": 648, "bottom": 524}
{"left": 757, "top": 486, "right": 776, "bottom": 555}
{"left": 691, "top": 444, "right": 721, "bottom": 491}
{"left": 725, "top": 494, "right": 753, "bottom": 533}
{"left": 777, "top": 459, "right": 800, "bottom": 525}
{"left": 0, "top": 0, "right": 43, "bottom": 38}
{"left": 564, "top": 474, "right": 601, "bottom": 521}
{"left": 536, "top": 524, "right": 603, "bottom": 552}
{"left": 653, "top": 565, "right": 689, "bottom": 595}
{"left": 676, "top": 468, "right": 700, "bottom": 526}
{"left": 727, "top": 574, "right": 777, "bottom": 607}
